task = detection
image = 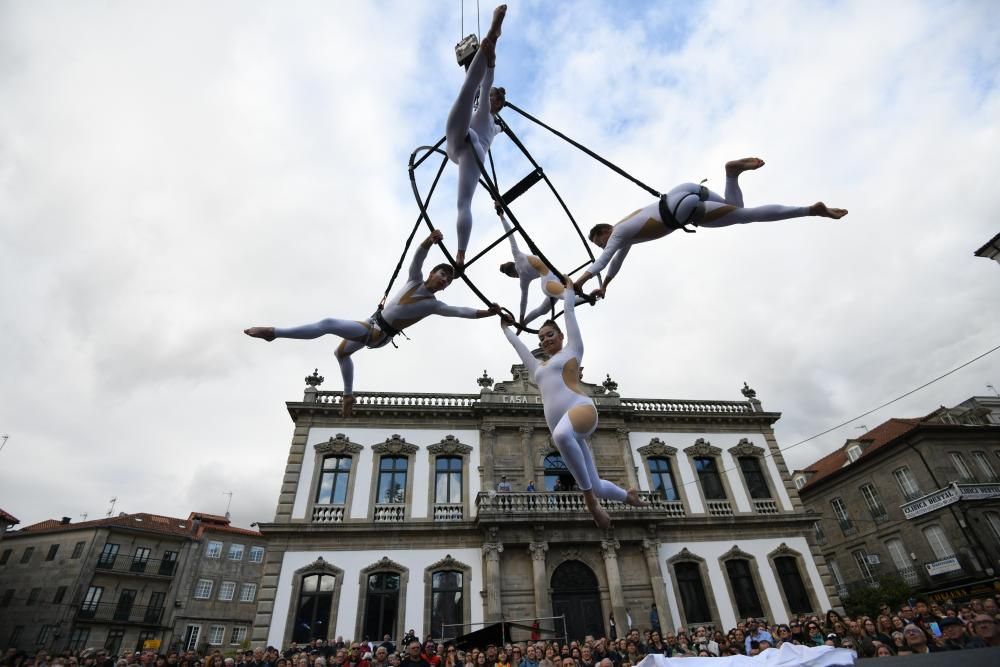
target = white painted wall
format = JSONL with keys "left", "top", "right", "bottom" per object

{"left": 657, "top": 536, "right": 831, "bottom": 630}
{"left": 292, "top": 428, "right": 481, "bottom": 520}
{"left": 268, "top": 548, "right": 484, "bottom": 648}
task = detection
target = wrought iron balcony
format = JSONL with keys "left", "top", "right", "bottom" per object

{"left": 94, "top": 555, "right": 177, "bottom": 577}
{"left": 870, "top": 509, "right": 890, "bottom": 524}
{"left": 838, "top": 518, "right": 857, "bottom": 536}
{"left": 475, "top": 491, "right": 682, "bottom": 520}
{"left": 76, "top": 602, "right": 165, "bottom": 625}
{"left": 900, "top": 482, "right": 1000, "bottom": 519}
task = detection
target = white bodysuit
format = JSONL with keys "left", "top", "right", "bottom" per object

{"left": 586, "top": 179, "right": 810, "bottom": 284}
{"left": 502, "top": 295, "right": 627, "bottom": 501}
{"left": 272, "top": 244, "right": 479, "bottom": 394}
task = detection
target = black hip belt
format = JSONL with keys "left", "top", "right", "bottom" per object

{"left": 658, "top": 183, "right": 709, "bottom": 234}
{"left": 367, "top": 310, "right": 402, "bottom": 349}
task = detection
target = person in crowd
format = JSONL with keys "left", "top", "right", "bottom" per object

{"left": 940, "top": 615, "right": 986, "bottom": 649}
{"left": 874, "top": 644, "right": 894, "bottom": 657}
{"left": 645, "top": 632, "right": 668, "bottom": 656}
{"left": 400, "top": 642, "right": 430, "bottom": 667}
{"left": 902, "top": 624, "right": 941, "bottom": 653}
{"left": 744, "top": 619, "right": 773, "bottom": 654}
{"left": 972, "top": 614, "right": 1000, "bottom": 647}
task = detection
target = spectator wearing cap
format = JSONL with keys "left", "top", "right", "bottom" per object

{"left": 940, "top": 615, "right": 986, "bottom": 649}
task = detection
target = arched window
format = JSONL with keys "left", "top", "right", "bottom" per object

{"left": 773, "top": 557, "right": 811, "bottom": 614}
{"left": 430, "top": 570, "right": 463, "bottom": 639}
{"left": 377, "top": 457, "right": 408, "bottom": 504}
{"left": 293, "top": 573, "right": 336, "bottom": 642}
{"left": 694, "top": 457, "right": 726, "bottom": 500}
{"left": 674, "top": 562, "right": 711, "bottom": 625}
{"left": 316, "top": 456, "right": 352, "bottom": 505}
{"left": 725, "top": 559, "right": 764, "bottom": 618}
{"left": 648, "top": 457, "right": 679, "bottom": 501}
{"left": 363, "top": 572, "right": 400, "bottom": 640}
{"left": 544, "top": 453, "right": 574, "bottom": 491}
{"left": 738, "top": 457, "right": 771, "bottom": 499}
{"left": 435, "top": 457, "right": 463, "bottom": 504}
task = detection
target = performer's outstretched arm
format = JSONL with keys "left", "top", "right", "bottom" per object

{"left": 501, "top": 322, "right": 538, "bottom": 374}
{"left": 408, "top": 230, "right": 441, "bottom": 282}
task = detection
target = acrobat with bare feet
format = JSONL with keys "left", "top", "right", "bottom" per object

{"left": 500, "top": 277, "right": 646, "bottom": 529}
{"left": 245, "top": 231, "right": 500, "bottom": 417}
{"left": 445, "top": 4, "right": 508, "bottom": 270}
{"left": 573, "top": 158, "right": 848, "bottom": 297}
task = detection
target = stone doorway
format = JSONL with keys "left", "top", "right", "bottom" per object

{"left": 551, "top": 560, "right": 604, "bottom": 640}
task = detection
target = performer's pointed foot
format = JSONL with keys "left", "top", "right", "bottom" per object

{"left": 341, "top": 395, "right": 356, "bottom": 418}
{"left": 625, "top": 488, "right": 648, "bottom": 507}
{"left": 810, "top": 202, "right": 848, "bottom": 219}
{"left": 725, "top": 157, "right": 765, "bottom": 177}
{"left": 486, "top": 5, "right": 507, "bottom": 43}
{"left": 584, "top": 492, "right": 612, "bottom": 529}
{"left": 244, "top": 326, "right": 275, "bottom": 341}
{"left": 455, "top": 250, "right": 466, "bottom": 273}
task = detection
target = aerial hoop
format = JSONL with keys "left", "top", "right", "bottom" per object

{"left": 398, "top": 103, "right": 602, "bottom": 334}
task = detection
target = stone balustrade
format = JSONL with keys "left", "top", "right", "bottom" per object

{"left": 752, "top": 499, "right": 779, "bottom": 515}
{"left": 373, "top": 503, "right": 406, "bottom": 523}
{"left": 706, "top": 500, "right": 734, "bottom": 517}
{"left": 475, "top": 491, "right": 683, "bottom": 518}
{"left": 312, "top": 504, "right": 346, "bottom": 523}
{"left": 433, "top": 503, "right": 464, "bottom": 521}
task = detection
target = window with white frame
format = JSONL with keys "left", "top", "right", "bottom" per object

{"left": 923, "top": 525, "right": 954, "bottom": 560}
{"left": 950, "top": 452, "right": 975, "bottom": 482}
{"left": 794, "top": 475, "right": 806, "bottom": 490}
{"left": 183, "top": 626, "right": 200, "bottom": 652}
{"left": 218, "top": 581, "right": 236, "bottom": 601}
{"left": 248, "top": 546, "right": 265, "bottom": 563}
{"left": 205, "top": 541, "right": 223, "bottom": 559}
{"left": 885, "top": 538, "right": 918, "bottom": 585}
{"left": 239, "top": 583, "right": 257, "bottom": 602}
{"left": 846, "top": 445, "right": 862, "bottom": 463}
{"left": 207, "top": 625, "right": 225, "bottom": 646}
{"left": 194, "top": 579, "right": 213, "bottom": 599}
{"left": 229, "top": 626, "right": 248, "bottom": 645}
{"left": 860, "top": 483, "right": 888, "bottom": 520}
{"left": 827, "top": 558, "right": 845, "bottom": 592}
{"left": 228, "top": 544, "right": 244, "bottom": 561}
{"left": 985, "top": 512, "right": 1000, "bottom": 547}
{"left": 893, "top": 467, "right": 922, "bottom": 500}
{"left": 852, "top": 549, "right": 876, "bottom": 582}
{"left": 971, "top": 451, "right": 998, "bottom": 481}
{"left": 830, "top": 497, "right": 853, "bottom": 533}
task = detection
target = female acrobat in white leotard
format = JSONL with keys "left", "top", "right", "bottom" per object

{"left": 245, "top": 231, "right": 499, "bottom": 417}
{"left": 501, "top": 276, "right": 644, "bottom": 528}
{"left": 497, "top": 212, "right": 587, "bottom": 326}
{"left": 445, "top": 5, "right": 508, "bottom": 269}
{"left": 573, "top": 158, "right": 848, "bottom": 296}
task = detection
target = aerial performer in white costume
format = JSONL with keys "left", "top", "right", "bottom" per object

{"left": 501, "top": 276, "right": 645, "bottom": 529}
{"left": 245, "top": 230, "right": 500, "bottom": 417}
{"left": 446, "top": 4, "right": 508, "bottom": 270}
{"left": 573, "top": 158, "right": 848, "bottom": 297}
{"left": 497, "top": 211, "right": 589, "bottom": 327}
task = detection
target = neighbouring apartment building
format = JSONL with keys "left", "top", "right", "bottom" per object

{"left": 253, "top": 367, "right": 840, "bottom": 647}
{"left": 0, "top": 511, "right": 265, "bottom": 655}
{"left": 794, "top": 395, "right": 1000, "bottom": 603}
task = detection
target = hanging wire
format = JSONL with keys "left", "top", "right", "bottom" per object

{"left": 477, "top": 0, "right": 481, "bottom": 37}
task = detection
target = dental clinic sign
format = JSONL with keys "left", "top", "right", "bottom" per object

{"left": 925, "top": 557, "right": 962, "bottom": 576}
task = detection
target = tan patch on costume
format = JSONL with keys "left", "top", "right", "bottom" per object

{"left": 562, "top": 357, "right": 586, "bottom": 397}
{"left": 543, "top": 281, "right": 565, "bottom": 297}
{"left": 703, "top": 204, "right": 736, "bottom": 223}
{"left": 527, "top": 255, "right": 549, "bottom": 275}
{"left": 568, "top": 404, "right": 598, "bottom": 433}
{"left": 398, "top": 285, "right": 432, "bottom": 305}
{"left": 634, "top": 217, "right": 669, "bottom": 241}
{"left": 614, "top": 208, "right": 643, "bottom": 225}
{"left": 389, "top": 316, "right": 422, "bottom": 330}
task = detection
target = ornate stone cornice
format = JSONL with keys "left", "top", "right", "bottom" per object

{"left": 720, "top": 544, "right": 755, "bottom": 562}
{"left": 314, "top": 434, "right": 363, "bottom": 456}
{"left": 600, "top": 539, "right": 620, "bottom": 560}
{"left": 641, "top": 539, "right": 659, "bottom": 559}
{"left": 728, "top": 438, "right": 764, "bottom": 458}
{"left": 770, "top": 542, "right": 797, "bottom": 557}
{"left": 559, "top": 547, "right": 584, "bottom": 562}
{"left": 528, "top": 542, "right": 548, "bottom": 562}
{"left": 427, "top": 554, "right": 470, "bottom": 572}
{"left": 668, "top": 547, "right": 704, "bottom": 564}
{"left": 684, "top": 438, "right": 721, "bottom": 457}
{"left": 519, "top": 426, "right": 534, "bottom": 436}
{"left": 638, "top": 437, "right": 677, "bottom": 458}
{"left": 296, "top": 556, "right": 343, "bottom": 575}
{"left": 482, "top": 543, "right": 504, "bottom": 559}
{"left": 372, "top": 434, "right": 419, "bottom": 456}
{"left": 427, "top": 435, "right": 472, "bottom": 456}
{"left": 362, "top": 556, "right": 407, "bottom": 573}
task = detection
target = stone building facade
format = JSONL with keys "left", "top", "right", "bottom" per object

{"left": 254, "top": 368, "right": 837, "bottom": 647}
{"left": 794, "top": 395, "right": 1000, "bottom": 603}
{"left": 0, "top": 512, "right": 265, "bottom": 655}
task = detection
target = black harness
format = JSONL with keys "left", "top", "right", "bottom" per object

{"left": 367, "top": 310, "right": 404, "bottom": 349}
{"left": 658, "top": 182, "right": 709, "bottom": 234}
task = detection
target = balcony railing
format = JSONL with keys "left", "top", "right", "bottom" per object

{"left": 315, "top": 391, "right": 479, "bottom": 409}
{"left": 618, "top": 398, "right": 756, "bottom": 414}
{"left": 837, "top": 518, "right": 857, "bottom": 536}
{"left": 433, "top": 503, "right": 464, "bottom": 521}
{"left": 312, "top": 504, "right": 346, "bottom": 523}
{"left": 753, "top": 499, "right": 779, "bottom": 515}
{"left": 373, "top": 503, "right": 406, "bottom": 523}
{"left": 901, "top": 482, "right": 1000, "bottom": 520}
{"left": 475, "top": 491, "right": 682, "bottom": 519}
{"left": 94, "top": 555, "right": 177, "bottom": 577}
{"left": 77, "top": 602, "right": 165, "bottom": 625}
{"left": 870, "top": 509, "right": 890, "bottom": 524}
{"left": 897, "top": 565, "right": 921, "bottom": 586}
{"left": 706, "top": 500, "right": 733, "bottom": 517}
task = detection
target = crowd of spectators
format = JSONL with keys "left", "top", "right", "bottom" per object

{"left": 3, "top": 595, "right": 999, "bottom": 667}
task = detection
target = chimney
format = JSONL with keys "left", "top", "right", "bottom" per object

{"left": 60, "top": 517, "right": 71, "bottom": 525}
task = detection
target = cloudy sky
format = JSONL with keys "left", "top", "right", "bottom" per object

{"left": 2, "top": 0, "right": 998, "bottom": 529}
